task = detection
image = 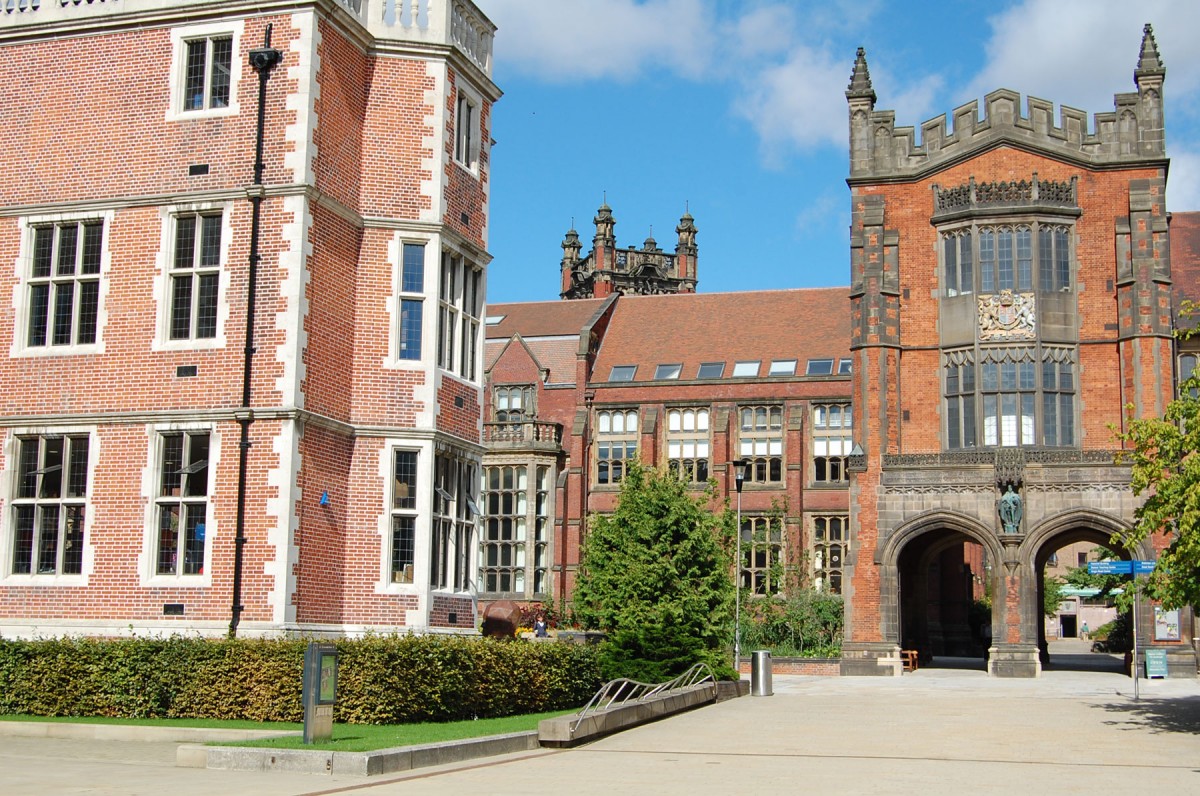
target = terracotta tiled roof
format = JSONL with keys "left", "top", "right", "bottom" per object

{"left": 485, "top": 298, "right": 607, "bottom": 340}
{"left": 1171, "top": 211, "right": 1200, "bottom": 327}
{"left": 592, "top": 288, "right": 850, "bottom": 381}
{"left": 525, "top": 339, "right": 579, "bottom": 384}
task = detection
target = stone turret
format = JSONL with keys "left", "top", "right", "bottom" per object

{"left": 560, "top": 226, "right": 584, "bottom": 297}
{"left": 559, "top": 206, "right": 698, "bottom": 300}
{"left": 675, "top": 211, "right": 697, "bottom": 282}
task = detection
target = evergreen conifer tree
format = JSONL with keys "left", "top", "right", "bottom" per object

{"left": 574, "top": 463, "right": 735, "bottom": 681}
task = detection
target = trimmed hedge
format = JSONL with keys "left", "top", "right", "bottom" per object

{"left": 0, "top": 635, "right": 602, "bottom": 724}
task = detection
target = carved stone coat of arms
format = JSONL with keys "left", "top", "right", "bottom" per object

{"left": 978, "top": 290, "right": 1036, "bottom": 340}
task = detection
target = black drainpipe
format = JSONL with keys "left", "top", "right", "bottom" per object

{"left": 230, "top": 26, "right": 283, "bottom": 638}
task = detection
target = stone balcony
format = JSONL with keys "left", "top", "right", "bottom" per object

{"left": 0, "top": 0, "right": 494, "bottom": 76}
{"left": 483, "top": 421, "right": 563, "bottom": 453}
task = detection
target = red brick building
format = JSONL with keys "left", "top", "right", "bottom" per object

{"left": 484, "top": 210, "right": 853, "bottom": 616}
{"left": 841, "top": 27, "right": 1196, "bottom": 676}
{"left": 0, "top": 0, "right": 498, "bottom": 637}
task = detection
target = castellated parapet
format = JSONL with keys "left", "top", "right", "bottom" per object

{"left": 847, "top": 25, "right": 1166, "bottom": 180}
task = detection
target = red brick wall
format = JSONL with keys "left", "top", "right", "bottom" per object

{"left": 359, "top": 57, "right": 435, "bottom": 219}
{"left": 294, "top": 423, "right": 354, "bottom": 624}
{"left": 853, "top": 148, "right": 1167, "bottom": 455}
{"left": 437, "top": 374, "right": 481, "bottom": 443}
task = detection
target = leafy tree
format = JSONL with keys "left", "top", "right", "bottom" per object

{"left": 1113, "top": 301, "right": 1200, "bottom": 609}
{"left": 1063, "top": 546, "right": 1127, "bottom": 604}
{"left": 1043, "top": 575, "right": 1067, "bottom": 618}
{"left": 573, "top": 463, "right": 735, "bottom": 682}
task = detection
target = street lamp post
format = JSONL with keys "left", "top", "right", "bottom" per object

{"left": 733, "top": 459, "right": 748, "bottom": 673}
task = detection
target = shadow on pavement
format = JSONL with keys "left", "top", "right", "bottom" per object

{"left": 1094, "top": 695, "right": 1200, "bottom": 735}
{"left": 1045, "top": 652, "right": 1126, "bottom": 674}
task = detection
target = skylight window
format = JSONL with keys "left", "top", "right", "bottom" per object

{"left": 696, "top": 362, "right": 724, "bottom": 379}
{"left": 609, "top": 365, "right": 637, "bottom": 382}
{"left": 484, "top": 315, "right": 506, "bottom": 326}
{"left": 769, "top": 359, "right": 797, "bottom": 376}
{"left": 806, "top": 358, "right": 834, "bottom": 376}
{"left": 839, "top": 358, "right": 853, "bottom": 375}
{"left": 654, "top": 364, "right": 682, "bottom": 380}
{"left": 732, "top": 361, "right": 760, "bottom": 378}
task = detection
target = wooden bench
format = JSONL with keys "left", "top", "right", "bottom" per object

{"left": 901, "top": 649, "right": 919, "bottom": 672}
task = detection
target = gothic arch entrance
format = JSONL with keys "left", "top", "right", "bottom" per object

{"left": 884, "top": 513, "right": 1003, "bottom": 672}
{"left": 1022, "top": 510, "right": 1145, "bottom": 672}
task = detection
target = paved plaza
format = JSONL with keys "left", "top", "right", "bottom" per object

{"left": 3, "top": 648, "right": 1198, "bottom": 795}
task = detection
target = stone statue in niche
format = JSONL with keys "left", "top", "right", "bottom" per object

{"left": 998, "top": 485, "right": 1023, "bottom": 534}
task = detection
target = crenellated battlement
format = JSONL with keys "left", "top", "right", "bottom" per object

{"left": 847, "top": 25, "right": 1166, "bottom": 181}
{"left": 0, "top": 0, "right": 494, "bottom": 75}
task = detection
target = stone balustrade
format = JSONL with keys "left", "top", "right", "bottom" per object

{"left": 0, "top": 0, "right": 494, "bottom": 76}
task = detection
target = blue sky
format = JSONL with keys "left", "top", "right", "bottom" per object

{"left": 474, "top": 0, "right": 1200, "bottom": 305}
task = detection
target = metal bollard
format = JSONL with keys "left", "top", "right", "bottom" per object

{"left": 750, "top": 649, "right": 773, "bottom": 696}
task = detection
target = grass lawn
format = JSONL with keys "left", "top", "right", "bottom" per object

{"left": 0, "top": 709, "right": 580, "bottom": 752}
{"left": 223, "top": 709, "right": 579, "bottom": 752}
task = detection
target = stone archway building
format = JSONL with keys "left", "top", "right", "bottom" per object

{"left": 841, "top": 28, "right": 1198, "bottom": 677}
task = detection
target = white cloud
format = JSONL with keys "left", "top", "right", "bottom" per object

{"left": 730, "top": 45, "right": 851, "bottom": 164}
{"left": 793, "top": 190, "right": 844, "bottom": 237}
{"left": 478, "top": 0, "right": 716, "bottom": 82}
{"left": 965, "top": 0, "right": 1200, "bottom": 121}
{"left": 1167, "top": 148, "right": 1200, "bottom": 212}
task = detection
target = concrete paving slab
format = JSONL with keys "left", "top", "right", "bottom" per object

{"left": 2, "top": 658, "right": 1197, "bottom": 795}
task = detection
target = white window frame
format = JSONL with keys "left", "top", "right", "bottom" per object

{"left": 666, "top": 408, "right": 710, "bottom": 483}
{"left": 152, "top": 203, "right": 232, "bottom": 351}
{"left": 595, "top": 409, "right": 639, "bottom": 485}
{"left": 166, "top": 22, "right": 243, "bottom": 122}
{"left": 739, "top": 514, "right": 784, "bottom": 596}
{"left": 390, "top": 448, "right": 419, "bottom": 584}
{"left": 11, "top": 210, "right": 113, "bottom": 359}
{"left": 386, "top": 233, "right": 434, "bottom": 369}
{"left": 811, "top": 514, "right": 849, "bottom": 594}
{"left": 430, "top": 448, "right": 478, "bottom": 593}
{"left": 479, "top": 461, "right": 554, "bottom": 598}
{"left": 397, "top": 240, "right": 427, "bottom": 362}
{"left": 738, "top": 405, "right": 783, "bottom": 484}
{"left": 141, "top": 423, "right": 218, "bottom": 587}
{"left": 376, "top": 438, "right": 433, "bottom": 593}
{"left": 436, "top": 249, "right": 482, "bottom": 382}
{"left": 812, "top": 403, "right": 852, "bottom": 484}
{"left": 2, "top": 428, "right": 96, "bottom": 583}
{"left": 454, "top": 83, "right": 481, "bottom": 173}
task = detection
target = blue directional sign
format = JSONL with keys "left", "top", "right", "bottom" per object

{"left": 1087, "top": 560, "right": 1155, "bottom": 575}
{"left": 1088, "top": 560, "right": 1132, "bottom": 575}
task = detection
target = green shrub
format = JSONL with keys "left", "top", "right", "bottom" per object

{"left": 740, "top": 590, "right": 844, "bottom": 658}
{"left": 1091, "top": 612, "right": 1132, "bottom": 652}
{"left": 0, "top": 634, "right": 601, "bottom": 725}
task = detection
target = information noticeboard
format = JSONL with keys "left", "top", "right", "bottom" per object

{"left": 1154, "top": 606, "right": 1181, "bottom": 641}
{"left": 1144, "top": 648, "right": 1168, "bottom": 679}
{"left": 303, "top": 642, "right": 337, "bottom": 744}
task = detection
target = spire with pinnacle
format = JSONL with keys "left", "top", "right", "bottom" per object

{"left": 1135, "top": 23, "right": 1164, "bottom": 79}
{"left": 846, "top": 47, "right": 876, "bottom": 105}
